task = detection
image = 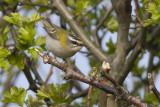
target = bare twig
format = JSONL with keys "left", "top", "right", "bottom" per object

{"left": 72, "top": 89, "right": 88, "bottom": 99}
{"left": 23, "top": 57, "right": 39, "bottom": 92}
{"left": 96, "top": 7, "right": 113, "bottom": 30}
{"left": 92, "top": 7, "right": 113, "bottom": 47}
{"left": 87, "top": 85, "right": 92, "bottom": 107}
{"left": 148, "top": 73, "right": 160, "bottom": 102}
{"left": 132, "top": 15, "right": 141, "bottom": 23}
{"left": 102, "top": 61, "right": 126, "bottom": 99}
{"left": 128, "top": 24, "right": 143, "bottom": 29}
{"left": 45, "top": 65, "right": 53, "bottom": 84}
{"left": 134, "top": 0, "right": 141, "bottom": 23}
{"left": 10, "top": 27, "right": 18, "bottom": 45}
{"left": 30, "top": 61, "right": 44, "bottom": 85}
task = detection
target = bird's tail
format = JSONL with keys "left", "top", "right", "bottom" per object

{"left": 41, "top": 18, "right": 54, "bottom": 28}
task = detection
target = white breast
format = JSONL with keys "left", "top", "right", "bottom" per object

{"left": 46, "top": 35, "right": 77, "bottom": 58}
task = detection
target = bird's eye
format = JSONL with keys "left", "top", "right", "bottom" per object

{"left": 72, "top": 41, "right": 78, "bottom": 45}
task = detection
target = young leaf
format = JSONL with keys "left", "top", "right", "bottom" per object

{"left": 143, "top": 2, "right": 160, "bottom": 27}
{"left": 144, "top": 93, "right": 159, "bottom": 106}
{"left": 0, "top": 26, "right": 10, "bottom": 45}
{"left": 28, "top": 48, "right": 43, "bottom": 59}
{"left": 0, "top": 59, "right": 10, "bottom": 71}
{"left": 106, "top": 38, "right": 116, "bottom": 54}
{"left": 11, "top": 12, "right": 22, "bottom": 21}
{"left": 17, "top": 25, "right": 35, "bottom": 50}
{"left": 26, "top": 95, "right": 45, "bottom": 107}
{"left": 32, "top": 36, "right": 45, "bottom": 46}
{"left": 1, "top": 87, "right": 27, "bottom": 107}
{"left": 3, "top": 16, "right": 19, "bottom": 26}
{"left": 0, "top": 48, "right": 11, "bottom": 71}
{"left": 7, "top": 53, "right": 25, "bottom": 70}
{"left": 106, "top": 18, "right": 118, "bottom": 33}
{"left": 30, "top": 12, "right": 41, "bottom": 22}
{"left": 76, "top": 1, "right": 89, "bottom": 15}
{"left": 37, "top": 84, "right": 72, "bottom": 105}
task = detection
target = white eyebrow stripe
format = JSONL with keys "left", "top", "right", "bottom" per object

{"left": 68, "top": 36, "right": 77, "bottom": 42}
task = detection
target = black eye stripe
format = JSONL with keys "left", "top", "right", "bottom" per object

{"left": 72, "top": 41, "right": 78, "bottom": 45}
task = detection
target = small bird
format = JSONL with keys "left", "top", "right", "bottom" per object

{"left": 41, "top": 18, "right": 83, "bottom": 59}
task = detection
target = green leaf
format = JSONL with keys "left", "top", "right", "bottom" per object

{"left": 19, "top": 26, "right": 35, "bottom": 42}
{"left": 1, "top": 87, "right": 27, "bottom": 107}
{"left": 33, "top": 36, "right": 45, "bottom": 46}
{"left": 7, "top": 53, "right": 25, "bottom": 69}
{"left": 143, "top": 19, "right": 154, "bottom": 27}
{"left": 0, "top": 26, "right": 10, "bottom": 45}
{"left": 76, "top": 1, "right": 89, "bottom": 15}
{"left": 0, "top": 48, "right": 11, "bottom": 71}
{"left": 30, "top": 12, "right": 41, "bottom": 22}
{"left": 17, "top": 25, "right": 35, "bottom": 50}
{"left": 106, "top": 18, "right": 118, "bottom": 32}
{"left": 143, "top": 2, "right": 160, "bottom": 27}
{"left": 26, "top": 95, "right": 45, "bottom": 107}
{"left": 11, "top": 12, "right": 22, "bottom": 21}
{"left": 67, "top": 0, "right": 75, "bottom": 6}
{"left": 37, "top": 84, "right": 72, "bottom": 105}
{"left": 0, "top": 48, "right": 11, "bottom": 59}
{"left": 3, "top": 12, "right": 41, "bottom": 50}
{"left": 0, "top": 59, "right": 10, "bottom": 71}
{"left": 4, "top": 0, "right": 18, "bottom": 3}
{"left": 144, "top": 93, "right": 159, "bottom": 106}
{"left": 3, "top": 16, "right": 19, "bottom": 26}
{"left": 131, "top": 54, "right": 145, "bottom": 76}
{"left": 4, "top": 0, "right": 18, "bottom": 6}
{"left": 106, "top": 38, "right": 116, "bottom": 54}
{"left": 88, "top": 67, "right": 99, "bottom": 77}
{"left": 89, "top": 56, "right": 101, "bottom": 69}
{"left": 27, "top": 48, "right": 42, "bottom": 59}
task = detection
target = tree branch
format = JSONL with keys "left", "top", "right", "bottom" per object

{"left": 110, "top": 0, "right": 132, "bottom": 80}
{"left": 116, "top": 10, "right": 151, "bottom": 85}
{"left": 92, "top": 7, "right": 113, "bottom": 47}
{"left": 87, "top": 85, "right": 92, "bottom": 107}
{"left": 148, "top": 73, "right": 160, "bottom": 102}
{"left": 36, "top": 50, "right": 152, "bottom": 107}
{"left": 71, "top": 89, "right": 88, "bottom": 99}
{"left": 35, "top": 49, "right": 117, "bottom": 95}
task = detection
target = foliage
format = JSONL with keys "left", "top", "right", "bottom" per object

{"left": 106, "top": 38, "right": 116, "bottom": 54}
{"left": 0, "top": 48, "right": 11, "bottom": 71}
{"left": 143, "top": 0, "right": 160, "bottom": 27}
{"left": 1, "top": 84, "right": 71, "bottom": 106}
{"left": 0, "top": 12, "right": 45, "bottom": 70}
{"left": 106, "top": 17, "right": 118, "bottom": 33}
{"left": 3, "top": 12, "right": 43, "bottom": 51}
{"left": 143, "top": 93, "right": 159, "bottom": 106}
{"left": 0, "top": 27, "right": 10, "bottom": 45}
{"left": 26, "top": 95, "right": 45, "bottom": 107}
{"left": 75, "top": 0, "right": 89, "bottom": 15}
{"left": 7, "top": 53, "right": 25, "bottom": 70}
{"left": 131, "top": 54, "right": 146, "bottom": 76}
{"left": 1, "top": 87, "right": 27, "bottom": 107}
{"left": 0, "top": 0, "right": 160, "bottom": 106}
{"left": 37, "top": 84, "right": 72, "bottom": 106}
